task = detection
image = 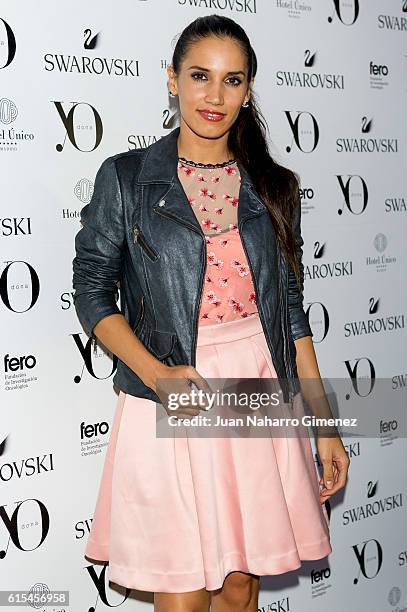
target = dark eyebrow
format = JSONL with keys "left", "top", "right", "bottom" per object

{"left": 187, "top": 65, "right": 245, "bottom": 77}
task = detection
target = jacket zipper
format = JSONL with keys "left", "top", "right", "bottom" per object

{"left": 153, "top": 206, "right": 205, "bottom": 367}
{"left": 243, "top": 189, "right": 293, "bottom": 406}
{"left": 133, "top": 224, "right": 159, "bottom": 260}
{"left": 80, "top": 217, "right": 100, "bottom": 356}
{"left": 133, "top": 295, "right": 145, "bottom": 334}
{"left": 278, "top": 248, "right": 294, "bottom": 408}
{"left": 239, "top": 214, "right": 280, "bottom": 377}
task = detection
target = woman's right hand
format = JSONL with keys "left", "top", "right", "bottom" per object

{"left": 150, "top": 363, "right": 214, "bottom": 420}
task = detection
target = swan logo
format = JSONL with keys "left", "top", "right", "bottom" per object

{"left": 284, "top": 111, "right": 319, "bottom": 153}
{"left": 0, "top": 18, "right": 16, "bottom": 68}
{"left": 378, "top": 2, "right": 407, "bottom": 30}
{"left": 366, "top": 233, "right": 397, "bottom": 272}
{"left": 304, "top": 241, "right": 353, "bottom": 280}
{"left": 344, "top": 297, "right": 405, "bottom": 338}
{"left": 0, "top": 261, "right": 40, "bottom": 312}
{"left": 127, "top": 106, "right": 178, "bottom": 149}
{"left": 53, "top": 101, "right": 103, "bottom": 152}
{"left": 44, "top": 28, "right": 140, "bottom": 77}
{"left": 343, "top": 486, "right": 403, "bottom": 527}
{"left": 336, "top": 116, "right": 399, "bottom": 153}
{"left": 328, "top": 0, "right": 359, "bottom": 25}
{"left": 336, "top": 175, "right": 369, "bottom": 216}
{"left": 276, "top": 49, "right": 345, "bottom": 90}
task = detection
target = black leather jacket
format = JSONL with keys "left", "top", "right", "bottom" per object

{"left": 72, "top": 126, "right": 313, "bottom": 405}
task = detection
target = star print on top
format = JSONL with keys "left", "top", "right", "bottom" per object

{"left": 177, "top": 157, "right": 258, "bottom": 325}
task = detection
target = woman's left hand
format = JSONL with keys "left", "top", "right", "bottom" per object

{"left": 316, "top": 435, "right": 350, "bottom": 505}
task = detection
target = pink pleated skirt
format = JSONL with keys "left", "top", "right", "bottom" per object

{"left": 84, "top": 312, "right": 332, "bottom": 593}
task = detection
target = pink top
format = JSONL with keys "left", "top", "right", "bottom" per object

{"left": 177, "top": 158, "right": 258, "bottom": 325}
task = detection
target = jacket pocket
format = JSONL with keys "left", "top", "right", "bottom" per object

{"left": 132, "top": 224, "right": 159, "bottom": 262}
{"left": 147, "top": 328, "right": 177, "bottom": 360}
{"left": 136, "top": 318, "right": 177, "bottom": 361}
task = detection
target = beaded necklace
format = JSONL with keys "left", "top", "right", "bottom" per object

{"left": 178, "top": 156, "right": 236, "bottom": 169}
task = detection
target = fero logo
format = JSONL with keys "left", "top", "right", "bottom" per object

{"left": 80, "top": 421, "right": 109, "bottom": 439}
{"left": 4, "top": 353, "right": 36, "bottom": 373}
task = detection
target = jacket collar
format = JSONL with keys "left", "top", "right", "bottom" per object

{"left": 137, "top": 126, "right": 267, "bottom": 227}
{"left": 137, "top": 125, "right": 257, "bottom": 190}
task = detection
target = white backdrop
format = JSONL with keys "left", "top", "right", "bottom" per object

{"left": 1, "top": 1, "right": 407, "bottom": 610}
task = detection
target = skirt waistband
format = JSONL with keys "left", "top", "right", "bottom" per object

{"left": 196, "top": 312, "right": 263, "bottom": 347}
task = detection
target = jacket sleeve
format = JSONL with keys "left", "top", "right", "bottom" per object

{"left": 72, "top": 156, "right": 125, "bottom": 338}
{"left": 287, "top": 185, "right": 313, "bottom": 341}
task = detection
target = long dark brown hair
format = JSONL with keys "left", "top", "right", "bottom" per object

{"left": 171, "top": 14, "right": 302, "bottom": 290}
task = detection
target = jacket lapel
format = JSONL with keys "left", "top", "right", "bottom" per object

{"left": 140, "top": 126, "right": 268, "bottom": 233}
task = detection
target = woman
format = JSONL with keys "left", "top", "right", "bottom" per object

{"left": 72, "top": 14, "right": 350, "bottom": 612}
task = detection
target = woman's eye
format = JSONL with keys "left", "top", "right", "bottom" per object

{"left": 191, "top": 72, "right": 207, "bottom": 81}
{"left": 227, "top": 77, "right": 242, "bottom": 87}
{"left": 191, "top": 73, "right": 242, "bottom": 87}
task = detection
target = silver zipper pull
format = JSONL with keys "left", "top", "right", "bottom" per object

{"left": 133, "top": 225, "right": 140, "bottom": 243}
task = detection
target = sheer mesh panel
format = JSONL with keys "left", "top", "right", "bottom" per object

{"left": 177, "top": 160, "right": 241, "bottom": 235}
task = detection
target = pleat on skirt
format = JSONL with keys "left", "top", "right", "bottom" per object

{"left": 84, "top": 312, "right": 332, "bottom": 593}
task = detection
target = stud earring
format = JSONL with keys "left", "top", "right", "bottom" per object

{"left": 242, "top": 100, "right": 250, "bottom": 108}
{"left": 169, "top": 90, "right": 176, "bottom": 97}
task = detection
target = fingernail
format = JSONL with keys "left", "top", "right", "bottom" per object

{"left": 326, "top": 480, "right": 333, "bottom": 489}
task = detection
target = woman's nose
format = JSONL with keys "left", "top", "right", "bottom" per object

{"left": 205, "top": 82, "right": 224, "bottom": 106}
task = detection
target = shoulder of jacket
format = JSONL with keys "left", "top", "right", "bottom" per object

{"left": 98, "top": 133, "right": 169, "bottom": 183}
{"left": 102, "top": 147, "right": 148, "bottom": 178}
